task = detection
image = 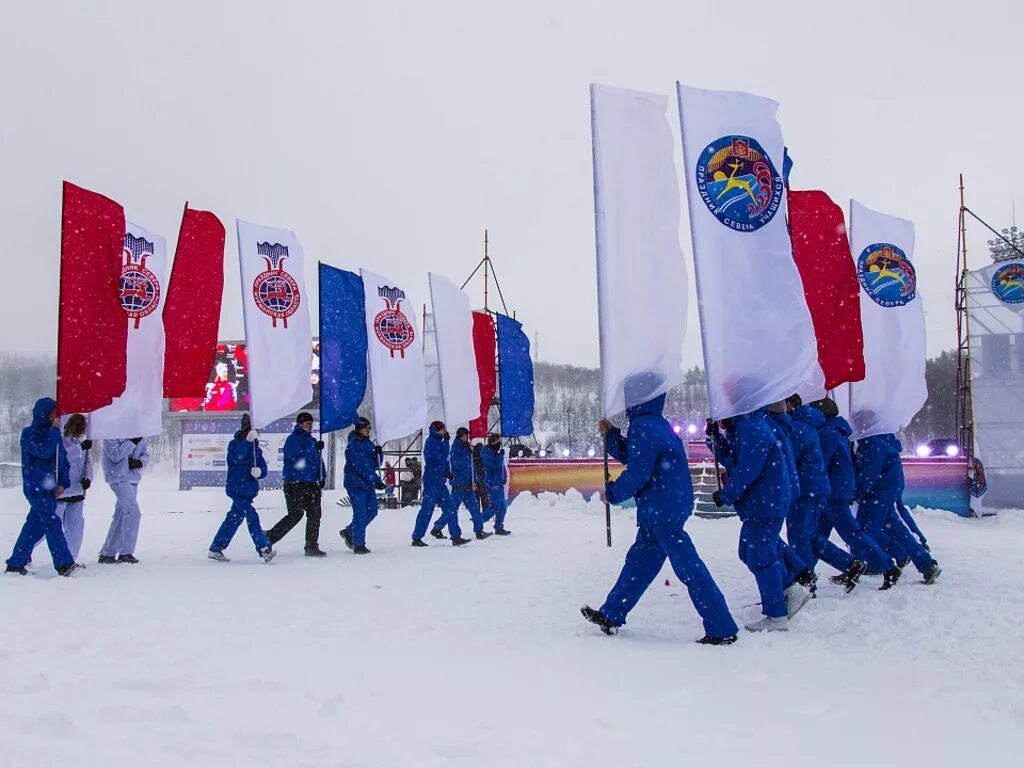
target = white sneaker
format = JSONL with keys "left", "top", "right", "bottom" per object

{"left": 784, "top": 584, "right": 812, "bottom": 619}
{"left": 208, "top": 550, "right": 230, "bottom": 562}
{"left": 744, "top": 615, "right": 789, "bottom": 632}
{"left": 259, "top": 547, "right": 276, "bottom": 564}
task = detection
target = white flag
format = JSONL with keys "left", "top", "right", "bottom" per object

{"left": 237, "top": 219, "right": 313, "bottom": 429}
{"left": 591, "top": 83, "right": 688, "bottom": 417}
{"left": 847, "top": 200, "right": 927, "bottom": 439}
{"left": 89, "top": 222, "right": 167, "bottom": 439}
{"left": 428, "top": 273, "right": 481, "bottom": 430}
{"left": 676, "top": 83, "right": 823, "bottom": 420}
{"left": 362, "top": 269, "right": 427, "bottom": 443}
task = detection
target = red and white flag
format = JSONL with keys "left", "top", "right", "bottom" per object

{"left": 57, "top": 182, "right": 127, "bottom": 415}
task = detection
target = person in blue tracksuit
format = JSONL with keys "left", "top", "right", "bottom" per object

{"left": 411, "top": 421, "right": 469, "bottom": 546}
{"left": 448, "top": 427, "right": 488, "bottom": 540}
{"left": 267, "top": 411, "right": 327, "bottom": 557}
{"left": 854, "top": 432, "right": 941, "bottom": 585}
{"left": 100, "top": 436, "right": 150, "bottom": 564}
{"left": 208, "top": 414, "right": 275, "bottom": 563}
{"left": 709, "top": 409, "right": 792, "bottom": 632}
{"left": 340, "top": 416, "right": 384, "bottom": 554}
{"left": 480, "top": 433, "right": 511, "bottom": 535}
{"left": 582, "top": 389, "right": 738, "bottom": 645}
{"left": 5, "top": 398, "right": 81, "bottom": 577}
{"left": 809, "top": 398, "right": 897, "bottom": 590}
{"left": 782, "top": 396, "right": 832, "bottom": 581}
{"left": 896, "top": 496, "right": 929, "bottom": 550}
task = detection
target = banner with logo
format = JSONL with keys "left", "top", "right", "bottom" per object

{"left": 57, "top": 182, "right": 127, "bottom": 415}
{"left": 428, "top": 273, "right": 481, "bottom": 430}
{"left": 361, "top": 269, "right": 427, "bottom": 444}
{"left": 676, "top": 83, "right": 823, "bottom": 419}
{"left": 237, "top": 219, "right": 313, "bottom": 429}
{"left": 847, "top": 200, "right": 927, "bottom": 439}
{"left": 591, "top": 83, "right": 688, "bottom": 417}
{"left": 89, "top": 222, "right": 168, "bottom": 438}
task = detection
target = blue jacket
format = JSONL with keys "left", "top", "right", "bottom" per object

{"left": 21, "top": 397, "right": 69, "bottom": 502}
{"left": 605, "top": 394, "right": 694, "bottom": 523}
{"left": 343, "top": 431, "right": 380, "bottom": 493}
{"left": 785, "top": 406, "right": 831, "bottom": 501}
{"left": 818, "top": 416, "right": 856, "bottom": 503}
{"left": 282, "top": 426, "right": 325, "bottom": 484}
{"left": 422, "top": 425, "right": 451, "bottom": 493}
{"left": 854, "top": 433, "right": 905, "bottom": 503}
{"left": 102, "top": 438, "right": 150, "bottom": 485}
{"left": 713, "top": 410, "right": 791, "bottom": 520}
{"left": 58, "top": 435, "right": 93, "bottom": 499}
{"left": 225, "top": 434, "right": 267, "bottom": 500}
{"left": 450, "top": 439, "right": 475, "bottom": 491}
{"left": 481, "top": 444, "right": 507, "bottom": 487}
{"left": 766, "top": 412, "right": 801, "bottom": 501}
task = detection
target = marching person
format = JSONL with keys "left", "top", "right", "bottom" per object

{"left": 55, "top": 414, "right": 92, "bottom": 563}
{"left": 99, "top": 436, "right": 150, "bottom": 564}
{"left": 709, "top": 409, "right": 793, "bottom": 632}
{"left": 339, "top": 417, "right": 384, "bottom": 555}
{"left": 896, "top": 496, "right": 929, "bottom": 552}
{"left": 266, "top": 411, "right": 327, "bottom": 557}
{"left": 5, "top": 397, "right": 82, "bottom": 577}
{"left": 449, "top": 427, "right": 489, "bottom": 540}
{"left": 481, "top": 433, "right": 511, "bottom": 535}
{"left": 854, "top": 430, "right": 941, "bottom": 585}
{"left": 208, "top": 414, "right": 275, "bottom": 563}
{"left": 411, "top": 421, "right": 469, "bottom": 547}
{"left": 582, "top": 376, "right": 738, "bottom": 645}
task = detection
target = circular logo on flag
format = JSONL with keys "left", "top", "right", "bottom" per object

{"left": 374, "top": 308, "right": 415, "bottom": 355}
{"left": 857, "top": 243, "right": 917, "bottom": 307}
{"left": 991, "top": 262, "right": 1024, "bottom": 305}
{"left": 253, "top": 271, "right": 301, "bottom": 322}
{"left": 695, "top": 135, "right": 783, "bottom": 232}
{"left": 119, "top": 260, "right": 161, "bottom": 322}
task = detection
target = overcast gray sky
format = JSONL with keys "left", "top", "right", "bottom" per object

{"left": 2, "top": 0, "right": 1020, "bottom": 368}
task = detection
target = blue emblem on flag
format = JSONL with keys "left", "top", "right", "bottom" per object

{"left": 695, "top": 136, "right": 783, "bottom": 232}
{"left": 857, "top": 243, "right": 917, "bottom": 307}
{"left": 992, "top": 262, "right": 1024, "bottom": 305}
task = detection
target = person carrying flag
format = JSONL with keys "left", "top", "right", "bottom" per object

{"left": 448, "top": 427, "right": 489, "bottom": 541}
{"left": 411, "top": 421, "right": 469, "bottom": 546}
{"left": 99, "top": 436, "right": 150, "bottom": 564}
{"left": 339, "top": 417, "right": 384, "bottom": 555}
{"left": 266, "top": 411, "right": 327, "bottom": 557}
{"left": 481, "top": 433, "right": 511, "bottom": 535}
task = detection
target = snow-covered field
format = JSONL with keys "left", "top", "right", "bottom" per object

{"left": 2, "top": 473, "right": 1021, "bottom": 767}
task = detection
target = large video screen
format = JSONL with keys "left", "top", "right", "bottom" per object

{"left": 169, "top": 341, "right": 321, "bottom": 413}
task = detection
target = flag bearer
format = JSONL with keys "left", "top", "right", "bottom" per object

{"left": 99, "top": 436, "right": 150, "bottom": 564}
{"left": 448, "top": 427, "right": 488, "bottom": 541}
{"left": 411, "top": 421, "right": 468, "bottom": 546}
{"left": 481, "top": 433, "right": 511, "bottom": 535}
{"left": 55, "top": 413, "right": 91, "bottom": 562}
{"left": 339, "top": 417, "right": 384, "bottom": 554}
{"left": 266, "top": 412, "right": 327, "bottom": 557}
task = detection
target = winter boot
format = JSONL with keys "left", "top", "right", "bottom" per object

{"left": 430, "top": 528, "right": 447, "bottom": 540}
{"left": 494, "top": 527, "right": 511, "bottom": 536}
{"left": 5, "top": 565, "right": 28, "bottom": 575}
{"left": 352, "top": 545, "right": 371, "bottom": 555}
{"left": 339, "top": 528, "right": 353, "bottom": 550}
{"left": 795, "top": 568, "right": 818, "bottom": 594}
{"left": 580, "top": 605, "right": 619, "bottom": 636}
{"left": 831, "top": 560, "right": 867, "bottom": 593}
{"left": 259, "top": 547, "right": 276, "bottom": 563}
{"left": 98, "top": 555, "right": 119, "bottom": 565}
{"left": 208, "top": 550, "right": 230, "bottom": 562}
{"left": 118, "top": 554, "right": 140, "bottom": 564}
{"left": 922, "top": 564, "right": 942, "bottom": 585}
{"left": 305, "top": 545, "right": 327, "bottom": 558}
{"left": 57, "top": 563, "right": 84, "bottom": 577}
{"left": 697, "top": 634, "right": 738, "bottom": 646}
{"left": 475, "top": 530, "right": 492, "bottom": 540}
{"left": 451, "top": 536, "right": 472, "bottom": 547}
{"left": 411, "top": 539, "right": 428, "bottom": 547}
{"left": 784, "top": 584, "right": 812, "bottom": 618}
{"left": 880, "top": 566, "right": 903, "bottom": 591}
{"left": 744, "top": 615, "right": 788, "bottom": 632}
{"left": 897, "top": 556, "right": 912, "bottom": 570}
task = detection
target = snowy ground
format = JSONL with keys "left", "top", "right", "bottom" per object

{"left": 2, "top": 473, "right": 1022, "bottom": 767}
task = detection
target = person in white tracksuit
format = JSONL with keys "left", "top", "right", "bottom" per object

{"left": 99, "top": 437, "right": 149, "bottom": 564}
{"left": 56, "top": 414, "right": 92, "bottom": 562}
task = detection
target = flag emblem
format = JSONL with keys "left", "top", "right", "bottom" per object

{"left": 373, "top": 285, "right": 415, "bottom": 358}
{"left": 695, "top": 135, "right": 783, "bottom": 232}
{"left": 120, "top": 233, "right": 162, "bottom": 329}
{"left": 857, "top": 243, "right": 917, "bottom": 307}
{"left": 252, "top": 242, "right": 301, "bottom": 328}
{"left": 992, "top": 263, "right": 1024, "bottom": 305}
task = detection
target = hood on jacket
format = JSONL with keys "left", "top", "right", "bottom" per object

{"left": 626, "top": 393, "right": 666, "bottom": 421}
{"left": 791, "top": 405, "right": 825, "bottom": 429}
{"left": 32, "top": 397, "right": 57, "bottom": 428}
{"left": 826, "top": 415, "right": 853, "bottom": 438}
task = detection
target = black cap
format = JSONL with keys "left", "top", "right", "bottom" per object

{"left": 355, "top": 416, "right": 371, "bottom": 430}
{"left": 785, "top": 393, "right": 803, "bottom": 409}
{"left": 809, "top": 398, "right": 839, "bottom": 419}
{"left": 296, "top": 411, "right": 314, "bottom": 424}
{"left": 487, "top": 432, "right": 500, "bottom": 443}
{"left": 455, "top": 427, "right": 470, "bottom": 439}
{"left": 430, "top": 420, "right": 446, "bottom": 432}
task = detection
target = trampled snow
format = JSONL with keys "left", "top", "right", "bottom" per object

{"left": 2, "top": 474, "right": 1021, "bottom": 766}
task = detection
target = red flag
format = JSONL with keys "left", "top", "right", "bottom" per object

{"left": 162, "top": 205, "right": 225, "bottom": 398}
{"left": 470, "top": 311, "right": 496, "bottom": 438}
{"left": 57, "top": 181, "right": 127, "bottom": 414}
{"left": 788, "top": 190, "right": 865, "bottom": 390}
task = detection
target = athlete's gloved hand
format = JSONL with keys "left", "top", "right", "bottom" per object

{"left": 130, "top": 437, "right": 142, "bottom": 445}
{"left": 316, "top": 440, "right": 325, "bottom": 450}
{"left": 712, "top": 491, "right": 724, "bottom": 508}
{"left": 80, "top": 478, "right": 92, "bottom": 491}
{"left": 375, "top": 481, "right": 386, "bottom": 491}
{"left": 251, "top": 467, "right": 262, "bottom": 479}
{"left": 80, "top": 439, "right": 93, "bottom": 451}
{"left": 128, "top": 458, "right": 143, "bottom": 470}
